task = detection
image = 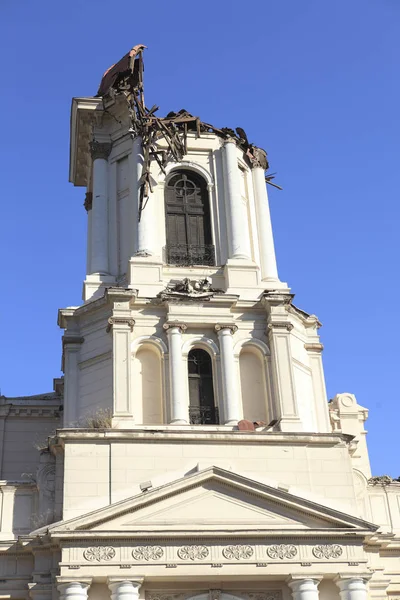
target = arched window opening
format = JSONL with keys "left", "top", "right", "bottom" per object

{"left": 188, "top": 349, "right": 218, "bottom": 424}
{"left": 165, "top": 171, "right": 215, "bottom": 266}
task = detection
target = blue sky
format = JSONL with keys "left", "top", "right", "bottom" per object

{"left": 0, "top": 0, "right": 398, "bottom": 475}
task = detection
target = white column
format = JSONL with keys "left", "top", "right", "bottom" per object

{"left": 90, "top": 140, "right": 112, "bottom": 274}
{"left": 215, "top": 324, "right": 240, "bottom": 425}
{"left": 132, "top": 136, "right": 154, "bottom": 256}
{"left": 335, "top": 577, "right": 370, "bottom": 600}
{"left": 57, "top": 581, "right": 91, "bottom": 600}
{"left": 252, "top": 164, "right": 279, "bottom": 281}
{"left": 84, "top": 192, "right": 92, "bottom": 276}
{"left": 108, "top": 580, "right": 143, "bottom": 600}
{"left": 222, "top": 139, "right": 251, "bottom": 259}
{"left": 287, "top": 577, "right": 321, "bottom": 600}
{"left": 164, "top": 322, "right": 188, "bottom": 424}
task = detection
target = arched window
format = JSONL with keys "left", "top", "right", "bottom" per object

{"left": 165, "top": 171, "right": 215, "bottom": 266}
{"left": 188, "top": 349, "right": 218, "bottom": 424}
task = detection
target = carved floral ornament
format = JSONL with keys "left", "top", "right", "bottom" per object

{"left": 177, "top": 545, "right": 209, "bottom": 560}
{"left": 312, "top": 544, "right": 343, "bottom": 559}
{"left": 132, "top": 546, "right": 164, "bottom": 561}
{"left": 266, "top": 544, "right": 297, "bottom": 560}
{"left": 222, "top": 545, "right": 254, "bottom": 560}
{"left": 83, "top": 546, "right": 116, "bottom": 562}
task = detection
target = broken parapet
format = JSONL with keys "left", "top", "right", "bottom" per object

{"left": 329, "top": 393, "right": 371, "bottom": 479}
{"left": 95, "top": 45, "right": 280, "bottom": 221}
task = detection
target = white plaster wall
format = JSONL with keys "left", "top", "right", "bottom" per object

{"left": 62, "top": 438, "right": 358, "bottom": 520}
{"left": 132, "top": 346, "right": 164, "bottom": 424}
{"left": 239, "top": 348, "right": 268, "bottom": 423}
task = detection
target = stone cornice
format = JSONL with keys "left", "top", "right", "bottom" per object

{"left": 62, "top": 335, "right": 84, "bottom": 347}
{"left": 304, "top": 343, "right": 324, "bottom": 353}
{"left": 54, "top": 429, "right": 353, "bottom": 446}
{"left": 69, "top": 97, "right": 102, "bottom": 187}
{"left": 262, "top": 291, "right": 294, "bottom": 308}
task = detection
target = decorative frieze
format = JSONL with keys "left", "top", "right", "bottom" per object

{"left": 177, "top": 545, "right": 209, "bottom": 560}
{"left": 132, "top": 546, "right": 164, "bottom": 561}
{"left": 83, "top": 546, "right": 116, "bottom": 562}
{"left": 312, "top": 544, "right": 343, "bottom": 559}
{"left": 266, "top": 544, "right": 297, "bottom": 560}
{"left": 222, "top": 545, "right": 254, "bottom": 560}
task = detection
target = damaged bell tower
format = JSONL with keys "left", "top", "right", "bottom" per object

{"left": 64, "top": 44, "right": 331, "bottom": 433}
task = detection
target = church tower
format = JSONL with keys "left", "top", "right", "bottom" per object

{"left": 0, "top": 44, "right": 399, "bottom": 600}
{"left": 63, "top": 45, "right": 330, "bottom": 436}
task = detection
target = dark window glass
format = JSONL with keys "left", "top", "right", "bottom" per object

{"left": 165, "top": 171, "right": 215, "bottom": 266}
{"left": 188, "top": 349, "right": 218, "bottom": 425}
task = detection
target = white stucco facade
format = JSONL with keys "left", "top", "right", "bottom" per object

{"left": 0, "top": 50, "right": 399, "bottom": 600}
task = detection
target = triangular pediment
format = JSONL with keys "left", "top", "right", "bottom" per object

{"left": 40, "top": 466, "right": 377, "bottom": 537}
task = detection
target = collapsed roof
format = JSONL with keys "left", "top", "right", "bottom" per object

{"left": 96, "top": 45, "right": 280, "bottom": 219}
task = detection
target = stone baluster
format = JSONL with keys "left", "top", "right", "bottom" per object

{"left": 57, "top": 580, "right": 91, "bottom": 600}
{"left": 108, "top": 578, "right": 143, "bottom": 600}
{"left": 335, "top": 576, "right": 371, "bottom": 600}
{"left": 287, "top": 577, "right": 322, "bottom": 600}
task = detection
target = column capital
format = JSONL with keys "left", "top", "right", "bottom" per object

{"left": 267, "top": 321, "right": 294, "bottom": 332}
{"left": 163, "top": 321, "right": 187, "bottom": 333}
{"left": 334, "top": 574, "right": 372, "bottom": 586}
{"left": 108, "top": 578, "right": 144, "bottom": 586}
{"left": 215, "top": 323, "right": 238, "bottom": 334}
{"left": 223, "top": 136, "right": 237, "bottom": 146}
{"left": 89, "top": 140, "right": 112, "bottom": 160}
{"left": 287, "top": 576, "right": 324, "bottom": 587}
{"left": 84, "top": 192, "right": 92, "bottom": 211}
{"left": 106, "top": 317, "right": 135, "bottom": 333}
{"left": 249, "top": 146, "right": 269, "bottom": 170}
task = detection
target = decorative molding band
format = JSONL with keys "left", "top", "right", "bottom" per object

{"left": 304, "top": 343, "right": 324, "bottom": 352}
{"left": 177, "top": 545, "right": 209, "bottom": 561}
{"left": 106, "top": 317, "right": 135, "bottom": 333}
{"left": 147, "top": 591, "right": 282, "bottom": 600}
{"left": 62, "top": 336, "right": 84, "bottom": 346}
{"left": 132, "top": 546, "right": 163, "bottom": 561}
{"left": 163, "top": 321, "right": 188, "bottom": 333}
{"left": 215, "top": 323, "right": 238, "bottom": 334}
{"left": 312, "top": 544, "right": 343, "bottom": 559}
{"left": 84, "top": 192, "right": 92, "bottom": 211}
{"left": 267, "top": 322, "right": 294, "bottom": 332}
{"left": 83, "top": 546, "right": 116, "bottom": 562}
{"left": 222, "top": 545, "right": 254, "bottom": 560}
{"left": 89, "top": 140, "right": 112, "bottom": 160}
{"left": 8, "top": 407, "right": 60, "bottom": 419}
{"left": 266, "top": 544, "right": 297, "bottom": 560}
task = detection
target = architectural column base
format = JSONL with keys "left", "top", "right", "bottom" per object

{"left": 129, "top": 256, "right": 164, "bottom": 296}
{"left": 83, "top": 274, "right": 116, "bottom": 302}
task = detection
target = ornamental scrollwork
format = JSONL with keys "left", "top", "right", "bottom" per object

{"left": 177, "top": 545, "right": 209, "bottom": 561}
{"left": 132, "top": 546, "right": 164, "bottom": 561}
{"left": 244, "top": 594, "right": 282, "bottom": 600}
{"left": 222, "top": 545, "right": 254, "bottom": 560}
{"left": 83, "top": 546, "right": 116, "bottom": 562}
{"left": 312, "top": 544, "right": 343, "bottom": 559}
{"left": 266, "top": 544, "right": 297, "bottom": 560}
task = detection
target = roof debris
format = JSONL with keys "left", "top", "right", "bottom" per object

{"left": 97, "top": 45, "right": 281, "bottom": 220}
